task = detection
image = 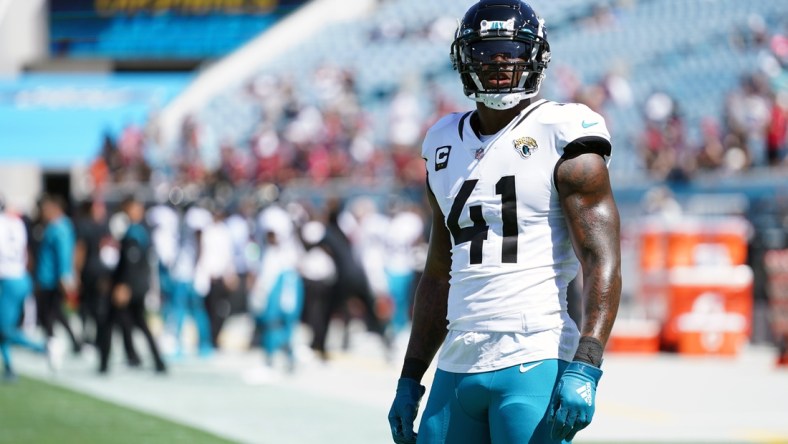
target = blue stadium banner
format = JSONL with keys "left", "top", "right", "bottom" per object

{"left": 0, "top": 73, "right": 192, "bottom": 167}
{"left": 50, "top": 0, "right": 308, "bottom": 15}
{"left": 49, "top": 0, "right": 308, "bottom": 58}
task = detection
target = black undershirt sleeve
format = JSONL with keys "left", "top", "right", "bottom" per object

{"left": 562, "top": 135, "right": 611, "bottom": 159}
{"left": 553, "top": 135, "right": 612, "bottom": 194}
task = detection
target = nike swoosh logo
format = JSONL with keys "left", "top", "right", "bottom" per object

{"left": 519, "top": 362, "right": 543, "bottom": 374}
{"left": 581, "top": 120, "right": 599, "bottom": 128}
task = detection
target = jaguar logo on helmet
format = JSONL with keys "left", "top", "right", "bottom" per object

{"left": 513, "top": 136, "right": 538, "bottom": 158}
{"left": 451, "top": 0, "right": 550, "bottom": 110}
{"left": 480, "top": 19, "right": 516, "bottom": 35}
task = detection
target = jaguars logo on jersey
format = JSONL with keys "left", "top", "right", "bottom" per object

{"left": 513, "top": 136, "right": 538, "bottom": 158}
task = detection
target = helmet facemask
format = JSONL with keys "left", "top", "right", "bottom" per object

{"left": 452, "top": 17, "right": 550, "bottom": 110}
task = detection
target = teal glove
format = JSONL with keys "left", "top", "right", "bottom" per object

{"left": 388, "top": 378, "right": 426, "bottom": 444}
{"left": 548, "top": 361, "right": 603, "bottom": 442}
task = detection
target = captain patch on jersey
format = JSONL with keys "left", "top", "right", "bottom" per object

{"left": 434, "top": 145, "right": 452, "bottom": 171}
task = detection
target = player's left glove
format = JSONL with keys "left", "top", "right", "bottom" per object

{"left": 388, "top": 377, "right": 426, "bottom": 444}
{"left": 548, "top": 361, "right": 603, "bottom": 442}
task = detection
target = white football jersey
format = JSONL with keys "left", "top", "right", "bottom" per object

{"left": 422, "top": 99, "right": 611, "bottom": 336}
{"left": 0, "top": 213, "right": 29, "bottom": 279}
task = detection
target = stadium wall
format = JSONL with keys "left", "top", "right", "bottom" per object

{"left": 0, "top": 0, "right": 47, "bottom": 75}
{"left": 0, "top": 164, "right": 42, "bottom": 215}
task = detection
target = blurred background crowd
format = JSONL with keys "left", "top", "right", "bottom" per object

{"left": 3, "top": 0, "right": 788, "bottom": 381}
{"left": 1, "top": 186, "right": 424, "bottom": 379}
{"left": 84, "top": 0, "right": 788, "bottom": 191}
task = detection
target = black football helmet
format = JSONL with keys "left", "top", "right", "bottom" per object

{"left": 451, "top": 0, "right": 550, "bottom": 110}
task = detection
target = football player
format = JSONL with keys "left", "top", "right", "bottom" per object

{"left": 97, "top": 195, "right": 167, "bottom": 374}
{"left": 168, "top": 201, "right": 215, "bottom": 358}
{"left": 388, "top": 1, "right": 621, "bottom": 443}
{"left": 0, "top": 195, "right": 48, "bottom": 381}
{"left": 35, "top": 194, "right": 82, "bottom": 354}
{"left": 248, "top": 205, "right": 303, "bottom": 375}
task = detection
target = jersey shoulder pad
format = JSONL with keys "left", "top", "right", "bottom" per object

{"left": 537, "top": 102, "right": 611, "bottom": 152}
{"left": 421, "top": 112, "right": 465, "bottom": 159}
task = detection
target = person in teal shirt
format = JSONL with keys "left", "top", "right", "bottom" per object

{"left": 0, "top": 197, "right": 47, "bottom": 381}
{"left": 35, "top": 194, "right": 81, "bottom": 354}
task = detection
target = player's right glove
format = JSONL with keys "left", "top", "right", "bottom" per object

{"left": 388, "top": 377, "right": 426, "bottom": 444}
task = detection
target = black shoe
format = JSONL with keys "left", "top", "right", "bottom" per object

{"left": 154, "top": 362, "right": 167, "bottom": 374}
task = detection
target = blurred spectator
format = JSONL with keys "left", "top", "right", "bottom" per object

{"left": 0, "top": 196, "right": 47, "bottom": 381}
{"left": 74, "top": 199, "right": 115, "bottom": 346}
{"left": 639, "top": 92, "right": 694, "bottom": 181}
{"left": 108, "top": 123, "right": 154, "bottom": 184}
{"left": 218, "top": 141, "right": 249, "bottom": 185}
{"left": 167, "top": 202, "right": 214, "bottom": 357}
{"left": 35, "top": 194, "right": 81, "bottom": 355}
{"left": 721, "top": 132, "right": 751, "bottom": 173}
{"left": 298, "top": 219, "right": 337, "bottom": 361}
{"left": 247, "top": 203, "right": 304, "bottom": 377}
{"left": 601, "top": 67, "right": 634, "bottom": 109}
{"left": 146, "top": 196, "right": 180, "bottom": 321}
{"left": 347, "top": 197, "right": 390, "bottom": 310}
{"left": 178, "top": 115, "right": 209, "bottom": 182}
{"left": 384, "top": 201, "right": 424, "bottom": 336}
{"left": 198, "top": 203, "right": 238, "bottom": 348}
{"left": 696, "top": 118, "right": 727, "bottom": 171}
{"left": 97, "top": 195, "right": 166, "bottom": 374}
{"left": 724, "top": 74, "right": 771, "bottom": 167}
{"left": 388, "top": 82, "right": 424, "bottom": 151}
{"left": 766, "top": 91, "right": 788, "bottom": 165}
{"left": 225, "top": 197, "right": 258, "bottom": 316}
{"left": 311, "top": 198, "right": 391, "bottom": 359}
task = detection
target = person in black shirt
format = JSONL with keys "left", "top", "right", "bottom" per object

{"left": 75, "top": 199, "right": 141, "bottom": 364}
{"left": 74, "top": 201, "right": 111, "bottom": 339}
{"left": 311, "top": 198, "right": 391, "bottom": 359}
{"left": 97, "top": 196, "right": 166, "bottom": 374}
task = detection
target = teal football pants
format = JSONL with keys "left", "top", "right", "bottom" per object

{"left": 417, "top": 359, "right": 570, "bottom": 444}
{"left": 0, "top": 276, "right": 45, "bottom": 373}
{"left": 169, "top": 281, "right": 213, "bottom": 354}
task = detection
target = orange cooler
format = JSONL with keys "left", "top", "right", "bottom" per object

{"left": 639, "top": 222, "right": 667, "bottom": 271}
{"left": 664, "top": 218, "right": 749, "bottom": 269}
{"left": 665, "top": 221, "right": 701, "bottom": 269}
{"left": 676, "top": 312, "right": 748, "bottom": 356}
{"left": 606, "top": 319, "right": 661, "bottom": 354}
{"left": 707, "top": 220, "right": 749, "bottom": 266}
{"left": 661, "top": 265, "right": 753, "bottom": 351}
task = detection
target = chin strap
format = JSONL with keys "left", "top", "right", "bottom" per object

{"left": 471, "top": 91, "right": 535, "bottom": 110}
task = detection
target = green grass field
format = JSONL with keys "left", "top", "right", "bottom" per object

{"left": 0, "top": 376, "right": 235, "bottom": 444}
